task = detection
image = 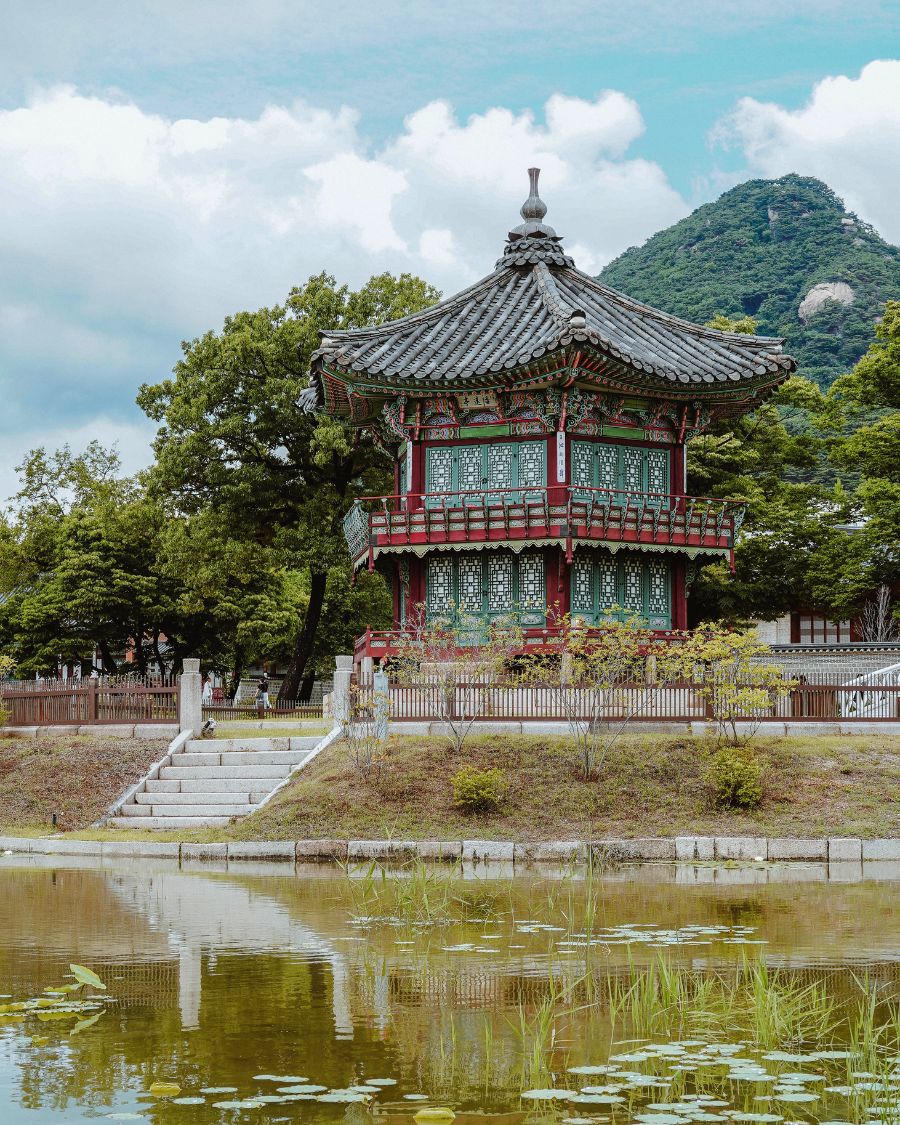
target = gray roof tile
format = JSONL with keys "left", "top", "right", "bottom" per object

{"left": 303, "top": 172, "right": 794, "bottom": 411}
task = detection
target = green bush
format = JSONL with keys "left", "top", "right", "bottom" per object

{"left": 452, "top": 765, "right": 507, "bottom": 813}
{"left": 707, "top": 747, "right": 763, "bottom": 810}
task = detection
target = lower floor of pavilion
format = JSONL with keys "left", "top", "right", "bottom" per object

{"left": 386, "top": 545, "right": 701, "bottom": 636}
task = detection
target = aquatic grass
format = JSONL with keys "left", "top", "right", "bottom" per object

{"left": 843, "top": 976, "right": 900, "bottom": 1125}
{"left": 511, "top": 971, "right": 580, "bottom": 1090}
{"left": 342, "top": 856, "right": 512, "bottom": 927}
{"left": 605, "top": 953, "right": 835, "bottom": 1047}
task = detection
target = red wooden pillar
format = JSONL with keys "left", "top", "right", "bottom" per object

{"left": 409, "top": 439, "right": 425, "bottom": 512}
{"left": 672, "top": 441, "right": 686, "bottom": 495}
{"left": 392, "top": 558, "right": 402, "bottom": 628}
{"left": 672, "top": 557, "right": 688, "bottom": 631}
{"left": 550, "top": 546, "right": 569, "bottom": 622}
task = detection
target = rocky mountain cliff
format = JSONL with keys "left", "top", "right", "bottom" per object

{"left": 598, "top": 174, "right": 900, "bottom": 387}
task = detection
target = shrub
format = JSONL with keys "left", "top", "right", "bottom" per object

{"left": 452, "top": 765, "right": 508, "bottom": 813}
{"left": 707, "top": 746, "right": 764, "bottom": 810}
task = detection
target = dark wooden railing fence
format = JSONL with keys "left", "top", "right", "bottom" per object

{"left": 1, "top": 677, "right": 178, "bottom": 725}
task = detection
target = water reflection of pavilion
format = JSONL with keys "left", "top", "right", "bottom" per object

{"left": 3, "top": 856, "right": 900, "bottom": 1043}
{"left": 0, "top": 859, "right": 354, "bottom": 1033}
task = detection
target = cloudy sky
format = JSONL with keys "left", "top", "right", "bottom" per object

{"left": 1, "top": 1, "right": 899, "bottom": 501}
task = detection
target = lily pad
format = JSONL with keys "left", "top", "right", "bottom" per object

{"left": 415, "top": 1106, "right": 457, "bottom": 1121}
{"left": 148, "top": 1082, "right": 181, "bottom": 1098}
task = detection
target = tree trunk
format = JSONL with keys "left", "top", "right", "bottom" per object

{"left": 279, "top": 570, "right": 328, "bottom": 702}
{"left": 98, "top": 641, "right": 118, "bottom": 673}
{"left": 229, "top": 646, "right": 245, "bottom": 701}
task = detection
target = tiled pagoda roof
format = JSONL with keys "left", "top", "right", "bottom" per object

{"left": 302, "top": 170, "right": 794, "bottom": 410}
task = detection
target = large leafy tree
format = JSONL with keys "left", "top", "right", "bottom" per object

{"left": 686, "top": 315, "right": 833, "bottom": 625}
{"left": 138, "top": 271, "right": 439, "bottom": 699}
{"left": 0, "top": 444, "right": 295, "bottom": 677}
{"left": 816, "top": 300, "right": 900, "bottom": 620}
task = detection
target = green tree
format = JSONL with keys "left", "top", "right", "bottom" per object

{"left": 0, "top": 444, "right": 291, "bottom": 677}
{"left": 687, "top": 330, "right": 834, "bottom": 624}
{"left": 138, "top": 271, "right": 439, "bottom": 699}
{"left": 817, "top": 300, "right": 900, "bottom": 621}
{"left": 704, "top": 313, "right": 759, "bottom": 335}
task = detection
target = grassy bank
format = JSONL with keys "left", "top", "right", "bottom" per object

{"left": 225, "top": 731, "right": 900, "bottom": 842}
{"left": 4, "top": 731, "right": 898, "bottom": 843}
{"left": 0, "top": 733, "right": 167, "bottom": 832}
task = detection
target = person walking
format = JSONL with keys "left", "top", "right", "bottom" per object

{"left": 255, "top": 675, "right": 271, "bottom": 719}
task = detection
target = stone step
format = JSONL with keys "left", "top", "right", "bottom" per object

{"left": 174, "top": 751, "right": 307, "bottom": 768}
{"left": 159, "top": 764, "right": 289, "bottom": 781}
{"left": 145, "top": 779, "right": 181, "bottom": 793}
{"left": 185, "top": 736, "right": 321, "bottom": 753}
{"left": 146, "top": 777, "right": 254, "bottom": 794}
{"left": 155, "top": 803, "right": 256, "bottom": 817}
{"left": 121, "top": 804, "right": 153, "bottom": 816}
{"left": 220, "top": 751, "right": 309, "bottom": 766}
{"left": 135, "top": 791, "right": 258, "bottom": 805}
{"left": 109, "top": 815, "right": 234, "bottom": 829}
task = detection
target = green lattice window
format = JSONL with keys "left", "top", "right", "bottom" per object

{"left": 425, "top": 442, "right": 546, "bottom": 506}
{"left": 425, "top": 552, "right": 546, "bottom": 629}
{"left": 570, "top": 554, "right": 671, "bottom": 629}
{"left": 571, "top": 442, "right": 669, "bottom": 504}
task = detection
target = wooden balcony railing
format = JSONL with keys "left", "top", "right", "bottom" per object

{"left": 343, "top": 486, "right": 747, "bottom": 569}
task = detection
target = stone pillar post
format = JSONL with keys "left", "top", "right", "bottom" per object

{"left": 332, "top": 655, "right": 353, "bottom": 728}
{"left": 373, "top": 669, "right": 389, "bottom": 741}
{"left": 179, "top": 658, "right": 203, "bottom": 735}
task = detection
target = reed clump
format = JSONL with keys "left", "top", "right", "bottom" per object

{"left": 344, "top": 857, "right": 509, "bottom": 926}
{"left": 606, "top": 954, "right": 836, "bottom": 1047}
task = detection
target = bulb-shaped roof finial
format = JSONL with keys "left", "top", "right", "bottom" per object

{"left": 507, "top": 166, "right": 559, "bottom": 242}
{"left": 521, "top": 167, "right": 548, "bottom": 223}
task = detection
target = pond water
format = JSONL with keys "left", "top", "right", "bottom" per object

{"left": 1, "top": 857, "right": 899, "bottom": 1124}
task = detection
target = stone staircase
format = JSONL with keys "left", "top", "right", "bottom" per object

{"left": 108, "top": 735, "right": 322, "bottom": 829}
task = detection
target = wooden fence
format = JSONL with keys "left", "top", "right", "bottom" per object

{"left": 373, "top": 678, "right": 900, "bottom": 723}
{"left": 1, "top": 678, "right": 178, "bottom": 726}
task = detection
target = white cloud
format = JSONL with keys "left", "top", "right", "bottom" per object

{"left": 710, "top": 60, "right": 900, "bottom": 240}
{"left": 0, "top": 84, "right": 689, "bottom": 488}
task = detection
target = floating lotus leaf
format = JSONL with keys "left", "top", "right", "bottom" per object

{"left": 253, "top": 1075, "right": 308, "bottom": 1083}
{"left": 200, "top": 1087, "right": 238, "bottom": 1094}
{"left": 69, "top": 964, "right": 107, "bottom": 990}
{"left": 414, "top": 1108, "right": 457, "bottom": 1122}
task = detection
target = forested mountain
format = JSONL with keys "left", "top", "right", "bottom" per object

{"left": 599, "top": 174, "right": 900, "bottom": 387}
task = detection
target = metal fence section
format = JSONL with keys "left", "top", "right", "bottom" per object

{"left": 375, "top": 678, "right": 900, "bottom": 723}
{"left": 1, "top": 677, "right": 179, "bottom": 725}
{"left": 201, "top": 701, "right": 323, "bottom": 721}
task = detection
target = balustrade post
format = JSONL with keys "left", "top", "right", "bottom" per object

{"left": 178, "top": 658, "right": 203, "bottom": 735}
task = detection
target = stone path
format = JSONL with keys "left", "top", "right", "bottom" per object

{"left": 107, "top": 736, "right": 321, "bottom": 829}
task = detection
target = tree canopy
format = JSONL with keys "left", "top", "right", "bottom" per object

{"left": 137, "top": 271, "right": 438, "bottom": 697}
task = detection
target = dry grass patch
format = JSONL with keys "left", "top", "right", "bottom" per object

{"left": 229, "top": 732, "right": 900, "bottom": 842}
{"left": 0, "top": 734, "right": 167, "bottom": 832}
